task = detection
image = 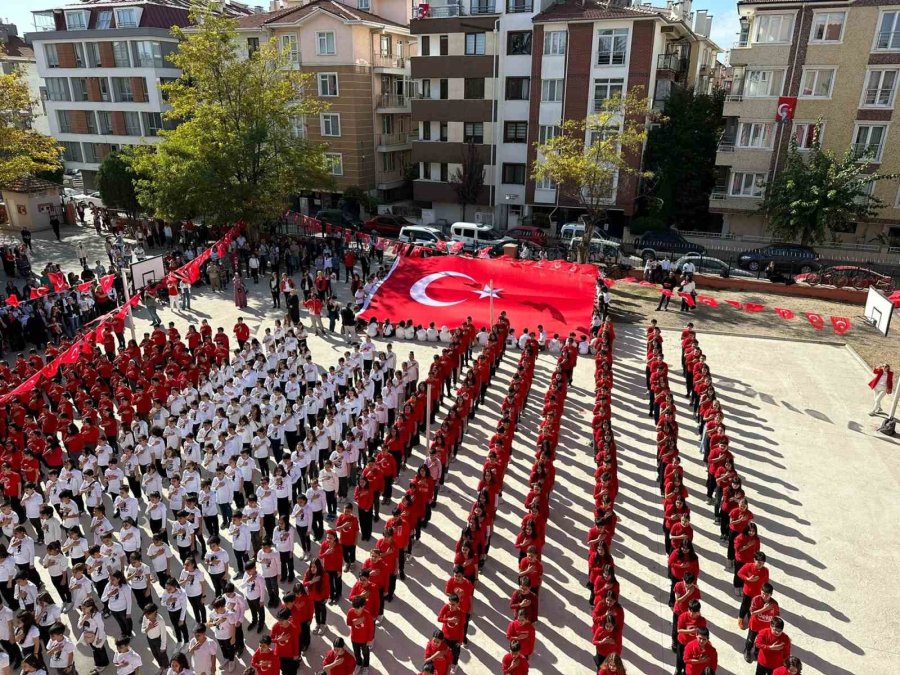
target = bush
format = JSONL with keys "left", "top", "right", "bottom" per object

{"left": 629, "top": 216, "right": 666, "bottom": 235}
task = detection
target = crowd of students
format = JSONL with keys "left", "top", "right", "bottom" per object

{"left": 642, "top": 318, "right": 802, "bottom": 675}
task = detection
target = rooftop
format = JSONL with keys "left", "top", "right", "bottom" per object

{"left": 0, "top": 35, "right": 35, "bottom": 60}
{"left": 236, "top": 0, "right": 406, "bottom": 29}
{"left": 533, "top": 0, "right": 670, "bottom": 23}
{"left": 1, "top": 176, "right": 64, "bottom": 193}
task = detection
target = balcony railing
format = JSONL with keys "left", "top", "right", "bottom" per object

{"left": 373, "top": 54, "right": 408, "bottom": 69}
{"left": 378, "top": 94, "right": 411, "bottom": 109}
{"left": 733, "top": 37, "right": 750, "bottom": 49}
{"left": 876, "top": 30, "right": 900, "bottom": 50}
{"left": 851, "top": 142, "right": 883, "bottom": 160}
{"left": 377, "top": 169, "right": 406, "bottom": 185}
{"left": 412, "top": 2, "right": 462, "bottom": 17}
{"left": 724, "top": 94, "right": 743, "bottom": 103}
{"left": 470, "top": 0, "right": 497, "bottom": 13}
{"left": 377, "top": 132, "right": 416, "bottom": 146}
{"left": 506, "top": 0, "right": 532, "bottom": 12}
{"left": 710, "top": 187, "right": 729, "bottom": 200}
{"left": 717, "top": 140, "right": 736, "bottom": 153}
{"left": 863, "top": 88, "right": 893, "bottom": 106}
{"left": 657, "top": 53, "right": 688, "bottom": 73}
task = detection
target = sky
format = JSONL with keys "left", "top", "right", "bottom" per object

{"left": 3, "top": 0, "right": 739, "bottom": 58}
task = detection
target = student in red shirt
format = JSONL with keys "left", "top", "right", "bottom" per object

{"left": 501, "top": 641, "right": 529, "bottom": 675}
{"left": 345, "top": 596, "right": 374, "bottom": 671}
{"left": 772, "top": 655, "right": 803, "bottom": 675}
{"left": 320, "top": 637, "right": 356, "bottom": 675}
{"left": 444, "top": 567, "right": 474, "bottom": 642}
{"left": 745, "top": 582, "right": 779, "bottom": 663}
{"left": 270, "top": 607, "right": 300, "bottom": 674}
{"left": 675, "top": 600, "right": 707, "bottom": 675}
{"left": 597, "top": 653, "right": 626, "bottom": 675}
{"left": 335, "top": 503, "right": 360, "bottom": 571}
{"left": 755, "top": 617, "right": 791, "bottom": 675}
{"left": 251, "top": 635, "right": 280, "bottom": 675}
{"left": 683, "top": 627, "right": 717, "bottom": 675}
{"left": 233, "top": 318, "right": 250, "bottom": 349}
{"left": 437, "top": 594, "right": 465, "bottom": 667}
{"left": 738, "top": 552, "right": 769, "bottom": 627}
{"left": 318, "top": 530, "right": 343, "bottom": 605}
{"left": 422, "top": 630, "right": 451, "bottom": 675}
{"left": 505, "top": 608, "right": 535, "bottom": 659}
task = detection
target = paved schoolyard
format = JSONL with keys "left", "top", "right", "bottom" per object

{"left": 4, "top": 223, "right": 899, "bottom": 673}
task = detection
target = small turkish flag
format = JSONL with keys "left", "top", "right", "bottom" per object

{"left": 602, "top": 278, "right": 616, "bottom": 288}
{"left": 661, "top": 289, "right": 674, "bottom": 297}
{"left": 99, "top": 275, "right": 115, "bottom": 293}
{"left": 805, "top": 312, "right": 825, "bottom": 330}
{"left": 77, "top": 282, "right": 92, "bottom": 293}
{"left": 477, "top": 246, "right": 492, "bottom": 259}
{"left": 448, "top": 241, "right": 464, "bottom": 255}
{"left": 435, "top": 240, "right": 447, "bottom": 252}
{"left": 42, "top": 360, "right": 60, "bottom": 379}
{"left": 774, "top": 307, "right": 795, "bottom": 320}
{"left": 831, "top": 316, "right": 851, "bottom": 335}
{"left": 48, "top": 272, "right": 68, "bottom": 292}
{"left": 724, "top": 299, "right": 743, "bottom": 309}
{"left": 29, "top": 287, "right": 49, "bottom": 300}
{"left": 744, "top": 303, "right": 765, "bottom": 313}
{"left": 679, "top": 292, "right": 696, "bottom": 307}
{"left": 5, "top": 295, "right": 19, "bottom": 308}
{"left": 696, "top": 295, "right": 718, "bottom": 307}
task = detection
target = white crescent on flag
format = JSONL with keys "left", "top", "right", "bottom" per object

{"left": 410, "top": 271, "right": 475, "bottom": 307}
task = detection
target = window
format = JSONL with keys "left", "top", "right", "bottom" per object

{"left": 98, "top": 78, "right": 110, "bottom": 102}
{"left": 422, "top": 122, "right": 431, "bottom": 141}
{"left": 502, "top": 163, "right": 526, "bottom": 184}
{"left": 799, "top": 68, "right": 835, "bottom": 98}
{"left": 61, "top": 141, "right": 82, "bottom": 163}
{"left": 745, "top": 69, "right": 783, "bottom": 97}
{"left": 85, "top": 42, "right": 101, "bottom": 67}
{"left": 318, "top": 73, "right": 338, "bottom": 96}
{"left": 863, "top": 69, "right": 898, "bottom": 107}
{"left": 115, "top": 8, "right": 139, "bottom": 28}
{"left": 112, "top": 41, "right": 131, "bottom": 67}
{"left": 71, "top": 78, "right": 89, "bottom": 101}
{"left": 316, "top": 32, "right": 336, "bottom": 55}
{"left": 97, "top": 111, "right": 113, "bottom": 135}
{"left": 326, "top": 153, "right": 343, "bottom": 176}
{"left": 541, "top": 79, "right": 563, "bottom": 102}
{"left": 464, "top": 122, "right": 484, "bottom": 143}
{"left": 737, "top": 122, "right": 774, "bottom": 148}
{"left": 65, "top": 11, "right": 88, "bottom": 30}
{"left": 792, "top": 122, "right": 820, "bottom": 149}
{"left": 544, "top": 31, "right": 567, "bottom": 56}
{"left": 439, "top": 122, "right": 448, "bottom": 142}
{"left": 439, "top": 164, "right": 449, "bottom": 182}
{"left": 421, "top": 36, "right": 430, "bottom": 56}
{"left": 321, "top": 113, "right": 341, "bottom": 137}
{"left": 247, "top": 38, "right": 260, "bottom": 56}
{"left": 439, "top": 78, "right": 448, "bottom": 99}
{"left": 506, "top": 77, "right": 530, "bottom": 100}
{"left": 125, "top": 111, "right": 142, "bottom": 135}
{"left": 536, "top": 176, "right": 556, "bottom": 190}
{"left": 133, "top": 41, "right": 163, "bottom": 68}
{"left": 464, "top": 78, "right": 484, "bottom": 99}
{"left": 57, "top": 110, "right": 72, "bottom": 133}
{"left": 421, "top": 162, "right": 432, "bottom": 180}
{"left": 593, "top": 78, "right": 624, "bottom": 110}
{"left": 753, "top": 14, "right": 793, "bottom": 43}
{"left": 853, "top": 124, "right": 887, "bottom": 161}
{"left": 112, "top": 77, "right": 134, "bottom": 102}
{"left": 877, "top": 12, "right": 900, "bottom": 50}
{"left": 379, "top": 35, "right": 391, "bottom": 56}
{"left": 507, "top": 0, "right": 532, "bottom": 12}
{"left": 45, "top": 43, "right": 61, "bottom": 68}
{"left": 96, "top": 10, "right": 113, "bottom": 29}
{"left": 358, "top": 0, "right": 370, "bottom": 9}
{"left": 597, "top": 28, "right": 628, "bottom": 65}
{"left": 281, "top": 35, "right": 299, "bottom": 64}
{"left": 421, "top": 79, "right": 431, "bottom": 98}
{"left": 503, "top": 121, "right": 527, "bottom": 143}
{"left": 730, "top": 172, "right": 767, "bottom": 197}
{"left": 45, "top": 78, "right": 70, "bottom": 101}
{"left": 382, "top": 153, "right": 394, "bottom": 171}
{"left": 83, "top": 142, "right": 99, "bottom": 163}
{"left": 508, "top": 31, "right": 532, "bottom": 56}
{"left": 73, "top": 43, "right": 85, "bottom": 68}
{"left": 538, "top": 124, "right": 560, "bottom": 145}
{"left": 810, "top": 12, "right": 845, "bottom": 42}
{"left": 465, "top": 33, "right": 486, "bottom": 55}
{"left": 85, "top": 112, "right": 97, "bottom": 135}
{"left": 439, "top": 35, "right": 448, "bottom": 56}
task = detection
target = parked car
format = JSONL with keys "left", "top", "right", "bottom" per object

{"left": 737, "top": 244, "right": 819, "bottom": 273}
{"left": 315, "top": 209, "right": 360, "bottom": 231}
{"left": 795, "top": 265, "right": 894, "bottom": 290}
{"left": 674, "top": 254, "right": 755, "bottom": 278}
{"left": 506, "top": 225, "right": 549, "bottom": 247}
{"left": 398, "top": 226, "right": 447, "bottom": 245}
{"left": 450, "top": 222, "right": 505, "bottom": 250}
{"left": 360, "top": 214, "right": 416, "bottom": 237}
{"left": 425, "top": 218, "right": 452, "bottom": 236}
{"left": 70, "top": 191, "right": 104, "bottom": 208}
{"left": 633, "top": 230, "right": 705, "bottom": 261}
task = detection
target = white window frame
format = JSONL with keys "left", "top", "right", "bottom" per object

{"left": 280, "top": 34, "right": 299, "bottom": 64}
{"left": 317, "top": 72, "right": 339, "bottom": 97}
{"left": 543, "top": 31, "right": 566, "bottom": 56}
{"left": 875, "top": 11, "right": 900, "bottom": 51}
{"left": 541, "top": 78, "right": 563, "bottom": 102}
{"left": 45, "top": 44, "right": 60, "bottom": 68}
{"left": 593, "top": 78, "right": 624, "bottom": 111}
{"left": 112, "top": 41, "right": 131, "bottom": 68}
{"left": 320, "top": 113, "right": 341, "bottom": 137}
{"left": 799, "top": 67, "right": 835, "bottom": 99}
{"left": 729, "top": 171, "right": 767, "bottom": 198}
{"left": 326, "top": 153, "right": 343, "bottom": 176}
{"left": 45, "top": 77, "right": 70, "bottom": 102}
{"left": 810, "top": 11, "right": 845, "bottom": 43}
{"left": 535, "top": 176, "right": 557, "bottom": 190}
{"left": 791, "top": 121, "right": 822, "bottom": 150}
{"left": 744, "top": 69, "right": 784, "bottom": 98}
{"left": 114, "top": 7, "right": 141, "bottom": 28}
{"left": 64, "top": 10, "right": 89, "bottom": 30}
{"left": 737, "top": 121, "right": 775, "bottom": 149}
{"left": 861, "top": 68, "right": 899, "bottom": 108}
{"left": 852, "top": 123, "right": 888, "bottom": 162}
{"left": 316, "top": 31, "right": 336, "bottom": 56}
{"left": 95, "top": 10, "right": 113, "bottom": 29}
{"left": 358, "top": 0, "right": 371, "bottom": 9}
{"left": 752, "top": 13, "right": 794, "bottom": 44}
{"left": 465, "top": 33, "right": 486, "bottom": 55}
{"left": 596, "top": 28, "right": 629, "bottom": 66}
{"left": 538, "top": 124, "right": 561, "bottom": 145}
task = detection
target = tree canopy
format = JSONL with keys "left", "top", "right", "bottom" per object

{"left": 451, "top": 142, "right": 486, "bottom": 222}
{"left": 97, "top": 149, "right": 141, "bottom": 218}
{"left": 128, "top": 3, "right": 331, "bottom": 224}
{"left": 0, "top": 54, "right": 61, "bottom": 186}
{"left": 760, "top": 123, "right": 899, "bottom": 245}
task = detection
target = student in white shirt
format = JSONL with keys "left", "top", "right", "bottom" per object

{"left": 101, "top": 571, "right": 132, "bottom": 638}
{"left": 142, "top": 603, "right": 169, "bottom": 671}
{"left": 187, "top": 625, "right": 218, "bottom": 675}
{"left": 112, "top": 637, "right": 142, "bottom": 675}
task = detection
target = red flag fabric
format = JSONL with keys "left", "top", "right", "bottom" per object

{"left": 725, "top": 299, "right": 743, "bottom": 309}
{"left": 661, "top": 289, "right": 674, "bottom": 298}
{"left": 696, "top": 295, "right": 718, "bottom": 307}
{"left": 476, "top": 246, "right": 492, "bottom": 259}
{"left": 744, "top": 303, "right": 765, "bottom": 313}
{"left": 774, "top": 307, "right": 795, "bottom": 320}
{"left": 358, "top": 255, "right": 598, "bottom": 335}
{"left": 76, "top": 282, "right": 92, "bottom": 293}
{"left": 42, "top": 359, "right": 60, "bottom": 379}
{"left": 435, "top": 240, "right": 447, "bottom": 252}
{"left": 679, "top": 292, "right": 696, "bottom": 307}
{"left": 5, "top": 295, "right": 19, "bottom": 308}
{"left": 621, "top": 277, "right": 638, "bottom": 284}
{"left": 48, "top": 272, "right": 68, "bottom": 292}
{"left": 638, "top": 280, "right": 656, "bottom": 287}
{"left": 60, "top": 343, "right": 82, "bottom": 365}
{"left": 831, "top": 316, "right": 852, "bottom": 335}
{"left": 448, "top": 241, "right": 465, "bottom": 255}
{"left": 29, "top": 286, "right": 50, "bottom": 300}
{"left": 805, "top": 312, "right": 825, "bottom": 330}
{"left": 99, "top": 275, "right": 115, "bottom": 294}
{"left": 602, "top": 277, "right": 616, "bottom": 288}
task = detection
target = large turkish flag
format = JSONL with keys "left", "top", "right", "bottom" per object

{"left": 358, "top": 256, "right": 598, "bottom": 335}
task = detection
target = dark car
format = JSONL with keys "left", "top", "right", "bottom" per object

{"left": 316, "top": 209, "right": 360, "bottom": 231}
{"left": 633, "top": 230, "right": 705, "bottom": 261}
{"left": 360, "top": 214, "right": 415, "bottom": 237}
{"left": 737, "top": 244, "right": 819, "bottom": 273}
{"left": 506, "top": 226, "right": 549, "bottom": 247}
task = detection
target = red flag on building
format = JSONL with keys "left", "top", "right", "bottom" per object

{"left": 831, "top": 316, "right": 852, "bottom": 335}
{"left": 357, "top": 255, "right": 598, "bottom": 335}
{"left": 805, "top": 312, "right": 825, "bottom": 330}
{"left": 774, "top": 307, "right": 795, "bottom": 320}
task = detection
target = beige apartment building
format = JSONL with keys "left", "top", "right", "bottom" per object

{"left": 713, "top": 0, "right": 900, "bottom": 245}
{"left": 236, "top": 0, "right": 417, "bottom": 208}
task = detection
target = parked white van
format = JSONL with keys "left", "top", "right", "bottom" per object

{"left": 398, "top": 226, "right": 447, "bottom": 245}
{"left": 450, "top": 222, "right": 505, "bottom": 250}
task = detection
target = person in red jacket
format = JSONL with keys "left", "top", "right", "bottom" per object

{"left": 437, "top": 594, "right": 465, "bottom": 668}
{"left": 501, "top": 641, "right": 529, "bottom": 675}
{"left": 318, "top": 531, "right": 343, "bottom": 605}
{"left": 234, "top": 318, "right": 250, "bottom": 349}
{"left": 755, "top": 617, "right": 791, "bottom": 675}
{"left": 270, "top": 607, "right": 300, "bottom": 674}
{"left": 445, "top": 567, "right": 474, "bottom": 643}
{"left": 869, "top": 362, "right": 893, "bottom": 415}
{"left": 251, "top": 635, "right": 280, "bottom": 675}
{"left": 345, "top": 596, "right": 374, "bottom": 671}
{"left": 683, "top": 627, "right": 717, "bottom": 675}
{"left": 320, "top": 637, "right": 356, "bottom": 675}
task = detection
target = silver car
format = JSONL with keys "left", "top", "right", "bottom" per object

{"left": 674, "top": 255, "right": 755, "bottom": 278}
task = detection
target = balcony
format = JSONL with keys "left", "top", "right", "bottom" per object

{"left": 412, "top": 2, "right": 463, "bottom": 18}
{"left": 506, "top": 0, "right": 533, "bottom": 12}
{"left": 376, "top": 168, "right": 406, "bottom": 189}
{"left": 717, "top": 139, "right": 736, "bottom": 153}
{"left": 656, "top": 53, "right": 688, "bottom": 74}
{"left": 377, "top": 94, "right": 412, "bottom": 112}
{"left": 373, "top": 54, "right": 408, "bottom": 71}
{"left": 733, "top": 37, "right": 750, "bottom": 49}
{"left": 875, "top": 31, "right": 900, "bottom": 50}
{"left": 377, "top": 132, "right": 416, "bottom": 150}
{"left": 470, "top": 0, "right": 497, "bottom": 13}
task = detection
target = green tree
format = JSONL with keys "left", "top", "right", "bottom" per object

{"left": 341, "top": 186, "right": 378, "bottom": 219}
{"left": 532, "top": 88, "right": 653, "bottom": 262}
{"left": 97, "top": 149, "right": 142, "bottom": 221}
{"left": 760, "top": 123, "right": 899, "bottom": 245}
{"left": 642, "top": 86, "right": 725, "bottom": 229}
{"left": 128, "top": 3, "right": 330, "bottom": 225}
{"left": 450, "top": 142, "right": 486, "bottom": 221}
{"left": 0, "top": 54, "right": 61, "bottom": 185}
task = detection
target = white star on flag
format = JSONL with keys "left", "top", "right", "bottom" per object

{"left": 474, "top": 284, "right": 503, "bottom": 299}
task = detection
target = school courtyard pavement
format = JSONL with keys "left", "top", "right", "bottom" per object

{"left": 4, "top": 223, "right": 900, "bottom": 673}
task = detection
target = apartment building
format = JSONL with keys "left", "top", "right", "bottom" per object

{"left": 1, "top": 23, "right": 51, "bottom": 136}
{"left": 409, "top": 0, "right": 720, "bottom": 229}
{"left": 712, "top": 0, "right": 900, "bottom": 244}
{"left": 236, "top": 0, "right": 417, "bottom": 207}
